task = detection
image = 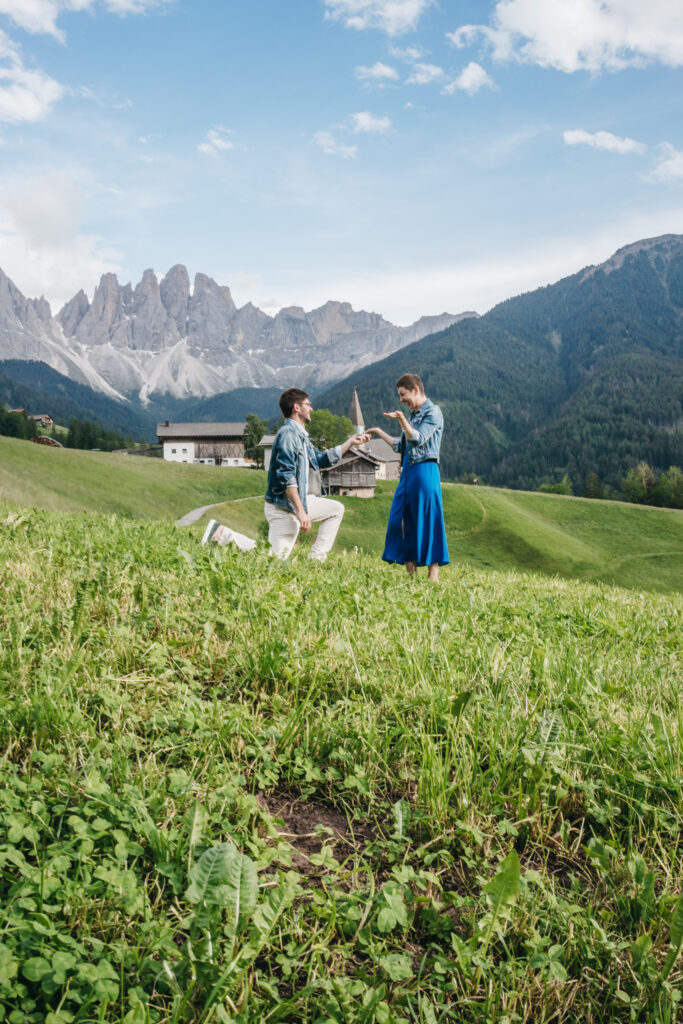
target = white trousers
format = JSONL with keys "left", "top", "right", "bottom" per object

{"left": 264, "top": 497, "right": 345, "bottom": 561}
{"left": 213, "top": 524, "right": 257, "bottom": 551}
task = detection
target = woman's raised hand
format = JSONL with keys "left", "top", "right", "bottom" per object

{"left": 383, "top": 410, "right": 401, "bottom": 419}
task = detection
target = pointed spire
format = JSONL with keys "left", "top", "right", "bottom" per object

{"left": 348, "top": 387, "right": 364, "bottom": 433}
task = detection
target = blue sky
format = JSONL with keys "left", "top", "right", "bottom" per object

{"left": 1, "top": 0, "right": 683, "bottom": 323}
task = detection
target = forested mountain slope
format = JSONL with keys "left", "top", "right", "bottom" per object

{"left": 320, "top": 234, "right": 683, "bottom": 490}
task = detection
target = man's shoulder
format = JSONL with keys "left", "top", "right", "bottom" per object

{"left": 273, "top": 420, "right": 303, "bottom": 449}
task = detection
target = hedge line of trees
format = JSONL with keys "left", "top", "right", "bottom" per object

{"left": 0, "top": 406, "right": 133, "bottom": 451}
{"left": 63, "top": 418, "right": 132, "bottom": 452}
{"left": 535, "top": 462, "right": 683, "bottom": 508}
{"left": 0, "top": 408, "right": 38, "bottom": 440}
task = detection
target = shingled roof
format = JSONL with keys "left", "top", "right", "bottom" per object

{"left": 157, "top": 421, "right": 246, "bottom": 440}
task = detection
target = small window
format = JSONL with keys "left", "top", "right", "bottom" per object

{"left": 171, "top": 448, "right": 176, "bottom": 454}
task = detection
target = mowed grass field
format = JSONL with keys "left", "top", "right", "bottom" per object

{"left": 204, "top": 482, "right": 683, "bottom": 595}
{"left": 0, "top": 506, "right": 681, "bottom": 1022}
{"left": 0, "top": 435, "right": 263, "bottom": 519}
{"left": 2, "top": 433, "right": 681, "bottom": 592}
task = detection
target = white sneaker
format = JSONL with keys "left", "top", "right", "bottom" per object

{"left": 201, "top": 519, "right": 221, "bottom": 545}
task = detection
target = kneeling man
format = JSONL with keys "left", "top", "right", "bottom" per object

{"left": 265, "top": 388, "right": 367, "bottom": 561}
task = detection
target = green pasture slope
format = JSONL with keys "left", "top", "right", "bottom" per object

{"left": 0, "top": 435, "right": 263, "bottom": 519}
{"left": 0, "top": 506, "right": 681, "bottom": 1022}
{"left": 205, "top": 481, "right": 683, "bottom": 595}
{"left": 2, "top": 432, "right": 681, "bottom": 593}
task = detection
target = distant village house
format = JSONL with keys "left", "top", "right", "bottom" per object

{"left": 157, "top": 421, "right": 248, "bottom": 465}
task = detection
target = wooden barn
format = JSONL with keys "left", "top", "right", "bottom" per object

{"left": 156, "top": 421, "right": 248, "bottom": 465}
{"left": 322, "top": 449, "right": 380, "bottom": 497}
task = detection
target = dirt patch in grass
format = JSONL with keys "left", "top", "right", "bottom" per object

{"left": 258, "top": 791, "right": 377, "bottom": 876}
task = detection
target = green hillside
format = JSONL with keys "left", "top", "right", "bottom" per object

{"left": 319, "top": 235, "right": 683, "bottom": 493}
{"left": 0, "top": 506, "right": 681, "bottom": 1022}
{"left": 0, "top": 434, "right": 264, "bottom": 519}
{"left": 200, "top": 480, "right": 683, "bottom": 594}
{"left": 2, "top": 433, "right": 682, "bottom": 593}
{"left": 0, "top": 360, "right": 157, "bottom": 439}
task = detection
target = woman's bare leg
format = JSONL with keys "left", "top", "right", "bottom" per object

{"left": 405, "top": 561, "right": 417, "bottom": 575}
{"left": 427, "top": 563, "right": 439, "bottom": 582}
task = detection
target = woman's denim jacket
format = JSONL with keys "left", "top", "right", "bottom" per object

{"left": 265, "top": 419, "right": 342, "bottom": 514}
{"left": 392, "top": 398, "right": 444, "bottom": 465}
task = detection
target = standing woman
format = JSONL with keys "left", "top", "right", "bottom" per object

{"left": 367, "top": 373, "right": 449, "bottom": 582}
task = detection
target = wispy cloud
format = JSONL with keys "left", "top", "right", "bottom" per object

{"left": 406, "top": 62, "right": 443, "bottom": 85}
{"left": 448, "top": 0, "right": 683, "bottom": 73}
{"left": 648, "top": 142, "right": 683, "bottom": 181}
{"left": 350, "top": 110, "right": 391, "bottom": 133}
{"left": 198, "top": 126, "right": 235, "bottom": 157}
{"left": 443, "top": 61, "right": 495, "bottom": 96}
{"left": 324, "top": 0, "right": 433, "bottom": 36}
{"left": 355, "top": 61, "right": 399, "bottom": 82}
{"left": 0, "top": 0, "right": 173, "bottom": 43}
{"left": 0, "top": 30, "right": 64, "bottom": 122}
{"left": 76, "top": 84, "right": 133, "bottom": 109}
{"left": 0, "top": 171, "right": 122, "bottom": 309}
{"left": 313, "top": 130, "right": 357, "bottom": 158}
{"left": 563, "top": 129, "right": 646, "bottom": 155}
{"left": 390, "top": 44, "right": 426, "bottom": 62}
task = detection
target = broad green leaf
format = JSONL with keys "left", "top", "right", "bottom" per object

{"left": 379, "top": 953, "right": 413, "bottom": 982}
{"left": 451, "top": 689, "right": 473, "bottom": 717}
{"left": 184, "top": 842, "right": 237, "bottom": 904}
{"left": 376, "top": 907, "right": 397, "bottom": 933}
{"left": 630, "top": 934, "right": 652, "bottom": 969}
{"left": 224, "top": 852, "right": 258, "bottom": 932}
{"left": 23, "top": 956, "right": 51, "bottom": 982}
{"left": 483, "top": 849, "right": 521, "bottom": 919}
{"left": 661, "top": 894, "right": 683, "bottom": 980}
{"left": 183, "top": 800, "right": 207, "bottom": 861}
{"left": 392, "top": 799, "right": 408, "bottom": 838}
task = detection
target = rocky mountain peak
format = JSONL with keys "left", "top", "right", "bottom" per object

{"left": 0, "top": 261, "right": 470, "bottom": 401}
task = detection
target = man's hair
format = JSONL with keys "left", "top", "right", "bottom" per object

{"left": 279, "top": 387, "right": 309, "bottom": 418}
{"left": 396, "top": 373, "right": 424, "bottom": 392}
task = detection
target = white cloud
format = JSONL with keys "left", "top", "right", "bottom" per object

{"left": 563, "top": 128, "right": 646, "bottom": 154}
{"left": 198, "top": 126, "right": 235, "bottom": 157}
{"left": 350, "top": 110, "right": 391, "bottom": 133}
{"left": 355, "top": 61, "right": 399, "bottom": 81}
{"left": 0, "top": 0, "right": 170, "bottom": 42}
{"left": 0, "top": 30, "right": 64, "bottom": 122}
{"left": 324, "top": 0, "right": 433, "bottom": 36}
{"left": 0, "top": 172, "right": 122, "bottom": 309}
{"left": 389, "top": 44, "right": 425, "bottom": 61}
{"left": 449, "top": 0, "right": 683, "bottom": 73}
{"left": 649, "top": 143, "right": 683, "bottom": 181}
{"left": 313, "top": 130, "right": 357, "bottom": 158}
{"left": 406, "top": 62, "right": 443, "bottom": 84}
{"left": 443, "top": 61, "right": 495, "bottom": 95}
{"left": 76, "top": 84, "right": 132, "bottom": 109}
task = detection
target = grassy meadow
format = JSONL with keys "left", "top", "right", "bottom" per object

{"left": 0, "top": 497, "right": 681, "bottom": 1023}
{"left": 0, "top": 436, "right": 263, "bottom": 520}
{"left": 203, "top": 480, "right": 683, "bottom": 595}
{"left": 2, "top": 432, "right": 681, "bottom": 594}
{"left": 1, "top": 436, "right": 682, "bottom": 1021}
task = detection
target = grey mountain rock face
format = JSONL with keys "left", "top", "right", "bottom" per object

{"left": 1, "top": 263, "right": 474, "bottom": 402}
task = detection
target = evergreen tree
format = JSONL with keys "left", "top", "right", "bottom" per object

{"left": 243, "top": 413, "right": 269, "bottom": 467}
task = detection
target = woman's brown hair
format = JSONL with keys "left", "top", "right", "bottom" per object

{"left": 396, "top": 373, "right": 424, "bottom": 392}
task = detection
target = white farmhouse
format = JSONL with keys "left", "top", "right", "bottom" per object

{"left": 157, "top": 421, "right": 248, "bottom": 465}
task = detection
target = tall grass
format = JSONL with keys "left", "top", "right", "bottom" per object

{"left": 0, "top": 503, "right": 681, "bottom": 1023}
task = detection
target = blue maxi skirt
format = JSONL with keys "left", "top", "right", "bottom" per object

{"left": 382, "top": 457, "right": 449, "bottom": 567}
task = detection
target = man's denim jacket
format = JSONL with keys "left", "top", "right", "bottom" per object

{"left": 265, "top": 419, "right": 342, "bottom": 514}
{"left": 392, "top": 398, "right": 444, "bottom": 465}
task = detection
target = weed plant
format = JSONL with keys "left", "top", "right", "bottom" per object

{"left": 0, "top": 504, "right": 681, "bottom": 1023}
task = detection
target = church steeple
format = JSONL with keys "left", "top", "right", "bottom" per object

{"left": 348, "top": 388, "right": 364, "bottom": 434}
